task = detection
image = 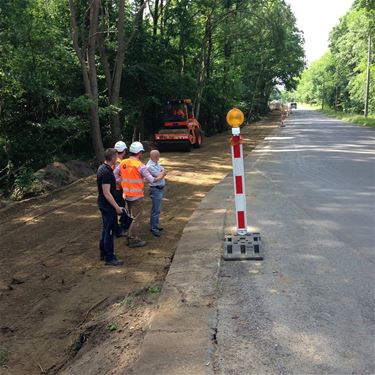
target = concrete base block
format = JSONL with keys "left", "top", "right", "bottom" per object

{"left": 223, "top": 232, "right": 263, "bottom": 261}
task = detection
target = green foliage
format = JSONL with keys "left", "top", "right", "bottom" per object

{"left": 147, "top": 286, "right": 162, "bottom": 294}
{"left": 0, "top": 0, "right": 88, "bottom": 192}
{"left": 295, "top": 2, "right": 374, "bottom": 115}
{"left": 0, "top": 348, "right": 9, "bottom": 367}
{"left": 14, "top": 168, "right": 37, "bottom": 189}
{"left": 119, "top": 293, "right": 135, "bottom": 308}
{"left": 11, "top": 167, "right": 43, "bottom": 200}
{"left": 305, "top": 104, "right": 375, "bottom": 128}
{"left": 0, "top": 0, "right": 305, "bottom": 195}
{"left": 69, "top": 96, "right": 97, "bottom": 113}
{"left": 108, "top": 323, "right": 118, "bottom": 332}
{"left": 324, "top": 111, "right": 375, "bottom": 128}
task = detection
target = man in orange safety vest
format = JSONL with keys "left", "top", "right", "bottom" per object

{"left": 118, "top": 141, "right": 166, "bottom": 248}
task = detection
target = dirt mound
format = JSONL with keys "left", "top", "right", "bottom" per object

{"left": 35, "top": 160, "right": 95, "bottom": 191}
{"left": 6, "top": 160, "right": 95, "bottom": 202}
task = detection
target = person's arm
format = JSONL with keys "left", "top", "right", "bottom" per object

{"left": 155, "top": 170, "right": 166, "bottom": 181}
{"left": 113, "top": 165, "right": 121, "bottom": 186}
{"left": 147, "top": 163, "right": 160, "bottom": 178}
{"left": 140, "top": 165, "right": 165, "bottom": 184}
{"left": 160, "top": 165, "right": 166, "bottom": 175}
{"left": 102, "top": 184, "right": 122, "bottom": 214}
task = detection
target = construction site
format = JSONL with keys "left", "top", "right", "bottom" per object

{"left": 1, "top": 0, "right": 374, "bottom": 373}
{"left": 0, "top": 115, "right": 277, "bottom": 374}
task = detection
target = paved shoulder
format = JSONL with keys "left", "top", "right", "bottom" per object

{"left": 130, "top": 180, "right": 232, "bottom": 374}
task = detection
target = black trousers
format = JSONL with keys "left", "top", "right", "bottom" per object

{"left": 99, "top": 205, "right": 116, "bottom": 261}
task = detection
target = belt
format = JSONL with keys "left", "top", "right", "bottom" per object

{"left": 151, "top": 185, "right": 164, "bottom": 190}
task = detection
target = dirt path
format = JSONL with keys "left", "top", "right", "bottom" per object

{"left": 0, "top": 115, "right": 278, "bottom": 374}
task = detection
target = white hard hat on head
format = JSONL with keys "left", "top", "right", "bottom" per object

{"left": 114, "top": 141, "right": 127, "bottom": 152}
{"left": 129, "top": 141, "right": 145, "bottom": 154}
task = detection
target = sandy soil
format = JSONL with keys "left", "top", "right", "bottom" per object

{"left": 0, "top": 115, "right": 279, "bottom": 375}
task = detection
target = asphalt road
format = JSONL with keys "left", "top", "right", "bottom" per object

{"left": 216, "top": 109, "right": 375, "bottom": 374}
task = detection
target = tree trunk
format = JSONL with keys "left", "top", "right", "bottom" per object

{"left": 247, "top": 67, "right": 263, "bottom": 122}
{"left": 89, "top": 106, "right": 105, "bottom": 161}
{"left": 160, "top": 0, "right": 164, "bottom": 37}
{"left": 87, "top": 0, "right": 104, "bottom": 160}
{"left": 69, "top": 0, "right": 104, "bottom": 162}
{"left": 153, "top": 0, "right": 159, "bottom": 36}
{"left": 131, "top": 111, "right": 144, "bottom": 141}
{"left": 195, "top": 13, "right": 212, "bottom": 120}
{"left": 206, "top": 17, "right": 213, "bottom": 81}
{"left": 138, "top": 111, "right": 145, "bottom": 141}
{"left": 109, "top": 0, "right": 126, "bottom": 140}
{"left": 97, "top": 0, "right": 147, "bottom": 143}
{"left": 178, "top": 13, "right": 186, "bottom": 96}
{"left": 222, "top": 0, "right": 231, "bottom": 90}
{"left": 97, "top": 32, "right": 112, "bottom": 99}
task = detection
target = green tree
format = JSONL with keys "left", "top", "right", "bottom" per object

{"left": 0, "top": 0, "right": 305, "bottom": 194}
{"left": 295, "top": 0, "right": 374, "bottom": 114}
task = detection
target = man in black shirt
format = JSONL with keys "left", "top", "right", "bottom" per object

{"left": 97, "top": 148, "right": 124, "bottom": 266}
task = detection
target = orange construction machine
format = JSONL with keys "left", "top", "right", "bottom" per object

{"left": 154, "top": 99, "right": 203, "bottom": 152}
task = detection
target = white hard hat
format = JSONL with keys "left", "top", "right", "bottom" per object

{"left": 129, "top": 141, "right": 145, "bottom": 154}
{"left": 114, "top": 141, "right": 127, "bottom": 152}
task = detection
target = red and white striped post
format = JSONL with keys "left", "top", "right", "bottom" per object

{"left": 224, "top": 107, "right": 262, "bottom": 260}
{"left": 227, "top": 108, "right": 247, "bottom": 235}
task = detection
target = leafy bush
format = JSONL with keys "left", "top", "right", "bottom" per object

{"left": 0, "top": 348, "right": 9, "bottom": 368}
{"left": 11, "top": 168, "right": 44, "bottom": 201}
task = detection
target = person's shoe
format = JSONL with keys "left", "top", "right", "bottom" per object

{"left": 127, "top": 239, "right": 147, "bottom": 248}
{"left": 105, "top": 258, "right": 124, "bottom": 266}
{"left": 150, "top": 227, "right": 163, "bottom": 232}
{"left": 151, "top": 231, "right": 161, "bottom": 237}
{"left": 151, "top": 230, "right": 161, "bottom": 237}
{"left": 115, "top": 230, "right": 127, "bottom": 238}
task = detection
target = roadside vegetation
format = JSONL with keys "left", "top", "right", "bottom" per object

{"left": 304, "top": 103, "right": 375, "bottom": 128}
{"left": 291, "top": 0, "right": 374, "bottom": 124}
{"left": 0, "top": 0, "right": 305, "bottom": 198}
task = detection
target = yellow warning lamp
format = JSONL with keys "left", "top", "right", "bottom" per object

{"left": 226, "top": 107, "right": 244, "bottom": 128}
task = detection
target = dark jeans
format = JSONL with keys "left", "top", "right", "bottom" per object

{"left": 99, "top": 205, "right": 117, "bottom": 261}
{"left": 113, "top": 190, "right": 125, "bottom": 237}
{"left": 113, "top": 189, "right": 125, "bottom": 206}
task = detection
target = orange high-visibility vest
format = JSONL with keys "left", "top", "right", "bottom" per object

{"left": 114, "top": 158, "right": 123, "bottom": 191}
{"left": 111, "top": 158, "right": 122, "bottom": 171}
{"left": 119, "top": 158, "right": 144, "bottom": 198}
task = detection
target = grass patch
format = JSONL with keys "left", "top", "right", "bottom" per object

{"left": 0, "top": 348, "right": 9, "bottom": 368}
{"left": 146, "top": 286, "right": 161, "bottom": 295}
{"left": 119, "top": 292, "right": 136, "bottom": 308}
{"left": 303, "top": 104, "right": 375, "bottom": 128}
{"left": 108, "top": 323, "right": 118, "bottom": 332}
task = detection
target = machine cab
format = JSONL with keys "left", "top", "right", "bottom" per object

{"left": 154, "top": 98, "right": 203, "bottom": 151}
{"left": 164, "top": 99, "right": 194, "bottom": 127}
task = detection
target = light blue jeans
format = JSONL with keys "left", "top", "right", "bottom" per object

{"left": 149, "top": 186, "right": 164, "bottom": 232}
